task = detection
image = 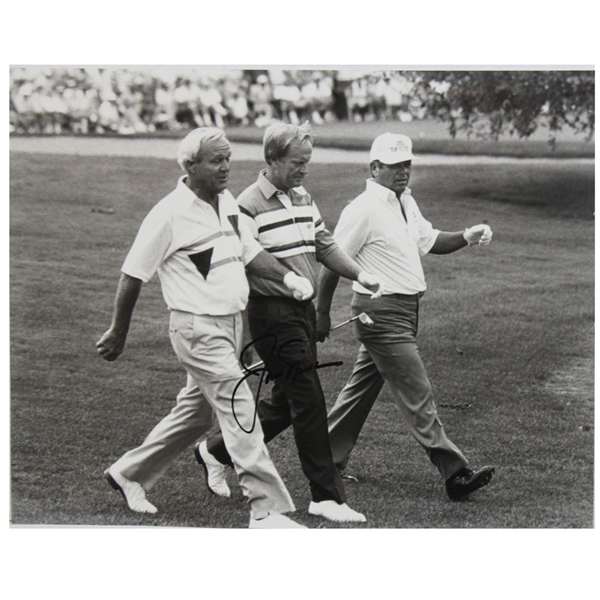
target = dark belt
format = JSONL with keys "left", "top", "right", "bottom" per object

{"left": 248, "top": 294, "right": 312, "bottom": 306}
{"left": 381, "top": 291, "right": 425, "bottom": 300}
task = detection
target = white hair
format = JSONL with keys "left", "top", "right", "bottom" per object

{"left": 177, "top": 127, "right": 227, "bottom": 171}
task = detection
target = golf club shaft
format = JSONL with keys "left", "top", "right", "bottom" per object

{"left": 330, "top": 314, "right": 360, "bottom": 331}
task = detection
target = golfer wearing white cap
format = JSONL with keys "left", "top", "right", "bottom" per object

{"left": 316, "top": 132, "right": 495, "bottom": 502}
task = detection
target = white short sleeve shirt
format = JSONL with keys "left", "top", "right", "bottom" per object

{"left": 333, "top": 179, "right": 440, "bottom": 295}
{"left": 122, "top": 176, "right": 262, "bottom": 315}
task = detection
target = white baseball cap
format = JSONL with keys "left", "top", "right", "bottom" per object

{"left": 369, "top": 132, "right": 416, "bottom": 164}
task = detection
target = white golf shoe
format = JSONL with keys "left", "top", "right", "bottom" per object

{"left": 308, "top": 501, "right": 366, "bottom": 523}
{"left": 194, "top": 440, "right": 231, "bottom": 498}
{"left": 249, "top": 513, "right": 307, "bottom": 529}
{"left": 104, "top": 468, "right": 157, "bottom": 514}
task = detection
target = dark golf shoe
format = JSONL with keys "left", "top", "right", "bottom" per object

{"left": 446, "top": 466, "right": 495, "bottom": 501}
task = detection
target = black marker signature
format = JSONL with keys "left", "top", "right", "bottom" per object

{"left": 231, "top": 334, "right": 343, "bottom": 433}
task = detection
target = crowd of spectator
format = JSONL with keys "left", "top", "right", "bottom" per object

{"left": 10, "top": 68, "right": 425, "bottom": 135}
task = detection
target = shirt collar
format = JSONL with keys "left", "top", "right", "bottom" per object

{"left": 366, "top": 178, "right": 411, "bottom": 205}
{"left": 257, "top": 170, "right": 280, "bottom": 199}
{"left": 257, "top": 170, "right": 308, "bottom": 201}
{"left": 176, "top": 175, "right": 227, "bottom": 208}
{"left": 176, "top": 175, "right": 198, "bottom": 205}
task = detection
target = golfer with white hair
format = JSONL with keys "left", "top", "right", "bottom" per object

{"left": 97, "top": 127, "right": 314, "bottom": 528}
{"left": 316, "top": 132, "right": 496, "bottom": 502}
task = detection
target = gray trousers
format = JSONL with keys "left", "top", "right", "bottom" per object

{"left": 111, "top": 310, "right": 295, "bottom": 520}
{"left": 327, "top": 293, "right": 468, "bottom": 480}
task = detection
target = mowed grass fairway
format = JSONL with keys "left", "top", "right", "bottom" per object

{"left": 10, "top": 148, "right": 594, "bottom": 528}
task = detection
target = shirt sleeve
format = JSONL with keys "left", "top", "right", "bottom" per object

{"left": 312, "top": 201, "right": 338, "bottom": 262}
{"left": 238, "top": 212, "right": 263, "bottom": 265}
{"left": 332, "top": 202, "right": 370, "bottom": 260}
{"left": 240, "top": 211, "right": 259, "bottom": 239}
{"left": 411, "top": 198, "right": 440, "bottom": 256}
{"left": 121, "top": 207, "right": 174, "bottom": 282}
{"left": 312, "top": 199, "right": 327, "bottom": 235}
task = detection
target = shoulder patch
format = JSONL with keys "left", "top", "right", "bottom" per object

{"left": 227, "top": 214, "right": 240, "bottom": 237}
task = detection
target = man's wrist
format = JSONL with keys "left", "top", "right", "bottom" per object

{"left": 316, "top": 300, "right": 331, "bottom": 312}
{"left": 110, "top": 321, "right": 130, "bottom": 336}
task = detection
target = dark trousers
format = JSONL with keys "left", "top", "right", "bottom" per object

{"left": 206, "top": 296, "right": 346, "bottom": 504}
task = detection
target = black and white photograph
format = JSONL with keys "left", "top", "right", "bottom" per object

{"left": 2, "top": 2, "right": 597, "bottom": 599}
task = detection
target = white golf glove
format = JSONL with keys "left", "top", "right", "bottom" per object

{"left": 357, "top": 271, "right": 384, "bottom": 299}
{"left": 464, "top": 224, "right": 493, "bottom": 247}
{"left": 283, "top": 271, "right": 314, "bottom": 301}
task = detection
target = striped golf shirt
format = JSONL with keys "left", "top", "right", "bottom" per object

{"left": 240, "top": 170, "right": 337, "bottom": 298}
{"left": 122, "top": 176, "right": 262, "bottom": 315}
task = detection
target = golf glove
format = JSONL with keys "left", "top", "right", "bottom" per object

{"left": 464, "top": 224, "right": 493, "bottom": 246}
{"left": 284, "top": 271, "right": 314, "bottom": 301}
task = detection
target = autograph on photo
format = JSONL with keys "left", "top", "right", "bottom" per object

{"left": 230, "top": 334, "right": 343, "bottom": 433}
{"left": 230, "top": 312, "right": 375, "bottom": 432}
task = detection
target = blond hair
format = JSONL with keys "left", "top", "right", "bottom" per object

{"left": 263, "top": 121, "right": 312, "bottom": 165}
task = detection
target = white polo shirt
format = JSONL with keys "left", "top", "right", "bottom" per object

{"left": 333, "top": 179, "right": 440, "bottom": 295}
{"left": 122, "top": 176, "right": 263, "bottom": 315}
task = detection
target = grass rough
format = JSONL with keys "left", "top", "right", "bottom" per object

{"left": 10, "top": 150, "right": 594, "bottom": 528}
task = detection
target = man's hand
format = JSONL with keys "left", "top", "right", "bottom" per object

{"left": 357, "top": 271, "right": 384, "bottom": 299}
{"left": 464, "top": 224, "right": 493, "bottom": 247}
{"left": 96, "top": 328, "right": 127, "bottom": 362}
{"left": 283, "top": 271, "right": 314, "bottom": 301}
{"left": 316, "top": 311, "right": 331, "bottom": 343}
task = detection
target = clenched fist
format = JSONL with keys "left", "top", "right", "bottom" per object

{"left": 464, "top": 224, "right": 493, "bottom": 247}
{"left": 357, "top": 271, "right": 384, "bottom": 299}
{"left": 283, "top": 271, "right": 314, "bottom": 301}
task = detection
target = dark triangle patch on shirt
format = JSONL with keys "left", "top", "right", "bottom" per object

{"left": 189, "top": 247, "right": 213, "bottom": 280}
{"left": 227, "top": 214, "right": 240, "bottom": 237}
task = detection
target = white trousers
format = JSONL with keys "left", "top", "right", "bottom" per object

{"left": 111, "top": 310, "right": 295, "bottom": 519}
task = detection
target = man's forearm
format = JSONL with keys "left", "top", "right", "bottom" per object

{"left": 97, "top": 273, "right": 143, "bottom": 361}
{"left": 245, "top": 249, "right": 291, "bottom": 283}
{"left": 429, "top": 231, "right": 469, "bottom": 255}
{"left": 111, "top": 273, "right": 143, "bottom": 333}
{"left": 319, "top": 246, "right": 362, "bottom": 282}
{"left": 316, "top": 267, "right": 341, "bottom": 313}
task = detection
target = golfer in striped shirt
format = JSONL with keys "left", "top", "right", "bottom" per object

{"left": 196, "top": 122, "right": 383, "bottom": 523}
